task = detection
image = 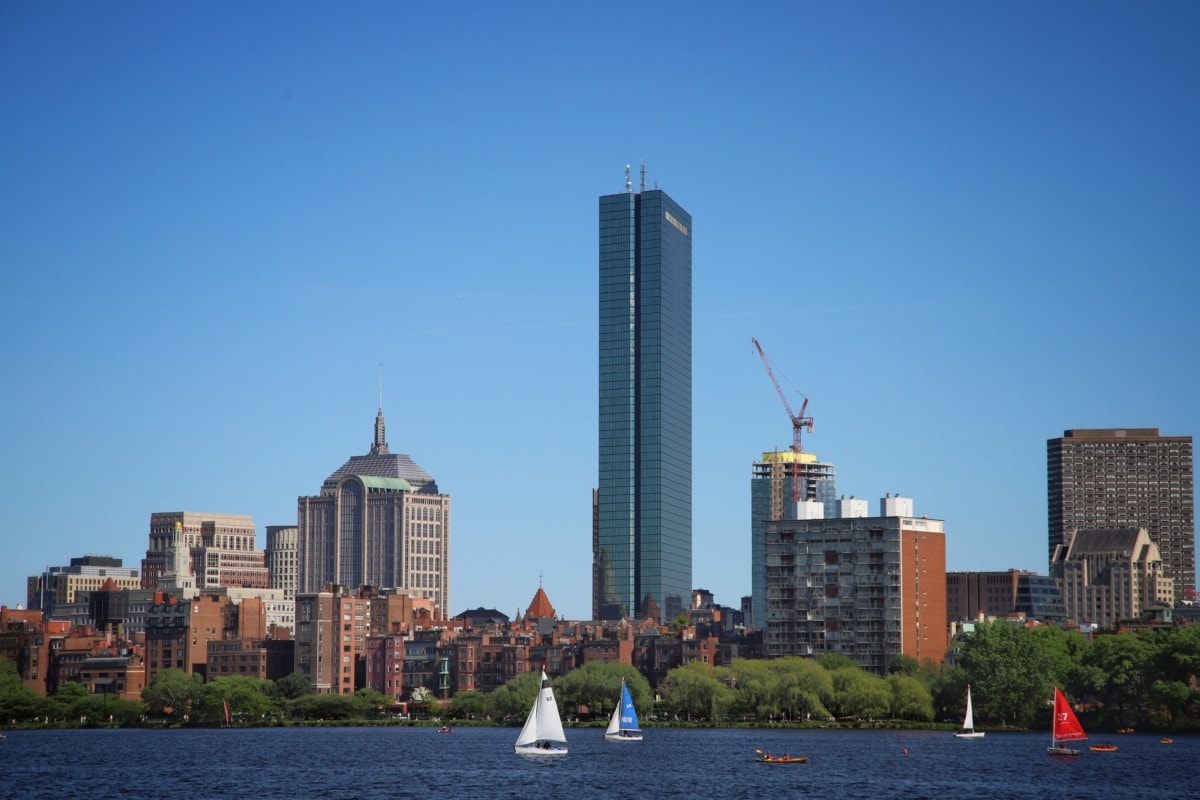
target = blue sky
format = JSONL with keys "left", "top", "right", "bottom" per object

{"left": 2, "top": 2, "right": 1197, "bottom": 619}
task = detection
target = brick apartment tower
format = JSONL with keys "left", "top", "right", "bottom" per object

{"left": 1048, "top": 428, "right": 1195, "bottom": 602}
{"left": 764, "top": 495, "right": 947, "bottom": 674}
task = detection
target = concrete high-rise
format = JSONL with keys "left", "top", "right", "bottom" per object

{"left": 1048, "top": 428, "right": 1194, "bottom": 602}
{"left": 764, "top": 495, "right": 947, "bottom": 674}
{"left": 297, "top": 406, "right": 450, "bottom": 616}
{"left": 749, "top": 450, "right": 836, "bottom": 629}
{"left": 595, "top": 173, "right": 692, "bottom": 624}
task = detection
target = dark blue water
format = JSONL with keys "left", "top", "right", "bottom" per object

{"left": 0, "top": 727, "right": 1195, "bottom": 799}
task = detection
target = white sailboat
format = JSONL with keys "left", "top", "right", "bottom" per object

{"left": 604, "top": 678, "right": 642, "bottom": 742}
{"left": 514, "top": 669, "right": 568, "bottom": 755}
{"left": 954, "top": 684, "right": 985, "bottom": 738}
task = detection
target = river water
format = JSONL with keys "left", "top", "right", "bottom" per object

{"left": 1, "top": 726, "right": 1195, "bottom": 799}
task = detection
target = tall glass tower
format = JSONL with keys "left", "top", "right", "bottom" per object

{"left": 595, "top": 180, "right": 692, "bottom": 624}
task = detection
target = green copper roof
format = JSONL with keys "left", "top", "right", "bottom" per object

{"left": 357, "top": 475, "right": 411, "bottom": 492}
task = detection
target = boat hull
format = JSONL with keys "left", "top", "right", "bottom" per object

{"left": 515, "top": 743, "right": 568, "bottom": 756}
{"left": 756, "top": 757, "right": 808, "bottom": 764}
{"left": 954, "top": 731, "right": 985, "bottom": 739}
{"left": 1047, "top": 746, "right": 1080, "bottom": 756}
{"left": 604, "top": 732, "right": 643, "bottom": 742}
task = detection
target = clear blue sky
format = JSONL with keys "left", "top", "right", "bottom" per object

{"left": 2, "top": 2, "right": 1197, "bottom": 619}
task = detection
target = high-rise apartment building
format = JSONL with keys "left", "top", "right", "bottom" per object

{"left": 1048, "top": 428, "right": 1194, "bottom": 601}
{"left": 141, "top": 512, "right": 268, "bottom": 594}
{"left": 764, "top": 495, "right": 947, "bottom": 674}
{"left": 750, "top": 450, "right": 836, "bottom": 629}
{"left": 594, "top": 174, "right": 692, "bottom": 624}
{"left": 265, "top": 525, "right": 298, "bottom": 599}
{"left": 294, "top": 587, "right": 369, "bottom": 695}
{"left": 297, "top": 407, "right": 450, "bottom": 615}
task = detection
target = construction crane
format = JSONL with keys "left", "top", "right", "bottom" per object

{"left": 752, "top": 337, "right": 815, "bottom": 509}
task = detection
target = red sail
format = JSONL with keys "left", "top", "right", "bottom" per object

{"left": 1052, "top": 688, "right": 1086, "bottom": 742}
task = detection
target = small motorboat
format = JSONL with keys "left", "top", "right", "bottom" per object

{"left": 1115, "top": 727, "right": 1134, "bottom": 734}
{"left": 1088, "top": 743, "right": 1118, "bottom": 752}
{"left": 436, "top": 726, "right": 455, "bottom": 734}
{"left": 1160, "top": 737, "right": 1174, "bottom": 745}
{"left": 755, "top": 754, "right": 808, "bottom": 764}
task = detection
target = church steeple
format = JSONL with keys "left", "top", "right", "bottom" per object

{"left": 371, "top": 365, "right": 390, "bottom": 456}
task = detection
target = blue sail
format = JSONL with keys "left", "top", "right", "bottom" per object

{"left": 619, "top": 682, "right": 640, "bottom": 731}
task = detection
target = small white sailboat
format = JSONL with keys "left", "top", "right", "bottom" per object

{"left": 1047, "top": 687, "right": 1086, "bottom": 756}
{"left": 604, "top": 678, "right": 642, "bottom": 742}
{"left": 954, "top": 684, "right": 985, "bottom": 738}
{"left": 514, "top": 669, "right": 568, "bottom": 755}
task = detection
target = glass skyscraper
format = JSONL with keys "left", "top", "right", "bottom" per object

{"left": 595, "top": 185, "right": 692, "bottom": 624}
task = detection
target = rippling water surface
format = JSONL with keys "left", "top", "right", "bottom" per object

{"left": 1, "top": 726, "right": 1195, "bottom": 800}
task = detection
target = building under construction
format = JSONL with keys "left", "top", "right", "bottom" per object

{"left": 749, "top": 450, "right": 836, "bottom": 629}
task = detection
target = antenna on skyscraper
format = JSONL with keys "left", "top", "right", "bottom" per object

{"left": 378, "top": 363, "right": 383, "bottom": 410}
{"left": 640, "top": 160, "right": 646, "bottom": 192}
{"left": 625, "top": 164, "right": 632, "bottom": 192}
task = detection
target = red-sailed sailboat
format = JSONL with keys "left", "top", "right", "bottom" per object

{"left": 1047, "top": 687, "right": 1086, "bottom": 756}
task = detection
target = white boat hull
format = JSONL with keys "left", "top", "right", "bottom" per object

{"left": 1047, "top": 745, "right": 1080, "bottom": 756}
{"left": 955, "top": 731, "right": 985, "bottom": 739}
{"left": 604, "top": 732, "right": 643, "bottom": 742}
{"left": 515, "top": 742, "right": 568, "bottom": 755}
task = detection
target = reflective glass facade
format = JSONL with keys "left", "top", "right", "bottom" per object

{"left": 596, "top": 189, "right": 692, "bottom": 623}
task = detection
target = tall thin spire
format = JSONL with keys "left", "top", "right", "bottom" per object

{"left": 371, "top": 364, "right": 389, "bottom": 455}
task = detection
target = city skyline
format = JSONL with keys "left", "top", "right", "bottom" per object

{"left": 3, "top": 4, "right": 1199, "bottom": 619}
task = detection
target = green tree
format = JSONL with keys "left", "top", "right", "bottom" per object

{"left": 888, "top": 673, "right": 934, "bottom": 721}
{"left": 830, "top": 668, "right": 891, "bottom": 720}
{"left": 817, "top": 652, "right": 858, "bottom": 673}
{"left": 554, "top": 661, "right": 650, "bottom": 720}
{"left": 447, "top": 690, "right": 488, "bottom": 720}
{"left": 48, "top": 681, "right": 95, "bottom": 723}
{"left": 487, "top": 671, "right": 543, "bottom": 722}
{"left": 0, "top": 657, "right": 41, "bottom": 723}
{"left": 1079, "top": 633, "right": 1152, "bottom": 727}
{"left": 199, "top": 676, "right": 274, "bottom": 724}
{"left": 728, "top": 659, "right": 782, "bottom": 720}
{"left": 959, "top": 621, "right": 1068, "bottom": 727}
{"left": 661, "top": 661, "right": 732, "bottom": 721}
{"left": 355, "top": 687, "right": 390, "bottom": 717}
{"left": 1148, "top": 679, "right": 1191, "bottom": 728}
{"left": 274, "top": 671, "right": 312, "bottom": 700}
{"left": 289, "top": 692, "right": 367, "bottom": 720}
{"left": 729, "top": 657, "right": 833, "bottom": 722}
{"left": 142, "top": 668, "right": 203, "bottom": 720}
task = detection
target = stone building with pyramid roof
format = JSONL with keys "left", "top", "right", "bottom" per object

{"left": 296, "top": 406, "right": 450, "bottom": 616}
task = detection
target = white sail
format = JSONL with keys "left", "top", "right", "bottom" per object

{"left": 515, "top": 670, "right": 567, "bottom": 754}
{"left": 955, "top": 684, "right": 985, "bottom": 738}
{"left": 605, "top": 700, "right": 621, "bottom": 737}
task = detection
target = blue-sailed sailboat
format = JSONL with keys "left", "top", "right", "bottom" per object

{"left": 604, "top": 678, "right": 642, "bottom": 742}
